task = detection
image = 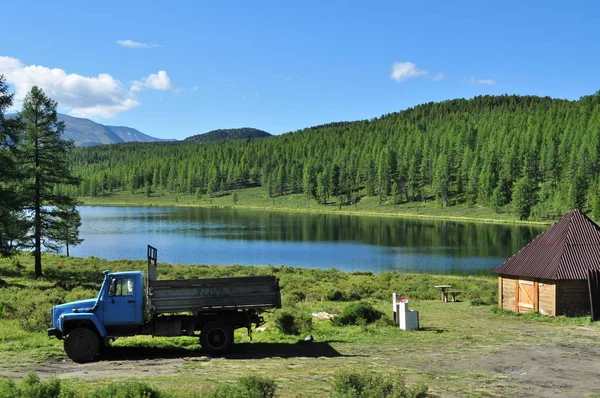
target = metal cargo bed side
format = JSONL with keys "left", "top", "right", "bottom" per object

{"left": 148, "top": 275, "right": 281, "bottom": 314}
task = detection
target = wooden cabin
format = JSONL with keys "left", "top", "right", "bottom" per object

{"left": 494, "top": 209, "right": 600, "bottom": 317}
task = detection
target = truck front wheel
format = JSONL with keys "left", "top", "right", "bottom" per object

{"left": 64, "top": 327, "right": 99, "bottom": 363}
{"left": 200, "top": 321, "right": 234, "bottom": 355}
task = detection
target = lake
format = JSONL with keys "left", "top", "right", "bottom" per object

{"left": 69, "top": 206, "right": 544, "bottom": 273}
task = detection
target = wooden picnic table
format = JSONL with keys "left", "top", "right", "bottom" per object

{"left": 434, "top": 285, "right": 452, "bottom": 303}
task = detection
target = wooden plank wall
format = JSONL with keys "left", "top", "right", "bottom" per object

{"left": 500, "top": 277, "right": 517, "bottom": 311}
{"left": 499, "top": 276, "right": 557, "bottom": 316}
{"left": 538, "top": 281, "right": 556, "bottom": 316}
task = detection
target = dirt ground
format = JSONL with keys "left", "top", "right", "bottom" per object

{"left": 452, "top": 342, "right": 600, "bottom": 397}
{"left": 3, "top": 302, "right": 600, "bottom": 397}
{"left": 3, "top": 339, "right": 600, "bottom": 397}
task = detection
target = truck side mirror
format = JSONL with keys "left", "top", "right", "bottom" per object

{"left": 108, "top": 278, "right": 117, "bottom": 297}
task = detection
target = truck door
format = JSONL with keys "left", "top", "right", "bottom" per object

{"left": 103, "top": 277, "right": 137, "bottom": 325}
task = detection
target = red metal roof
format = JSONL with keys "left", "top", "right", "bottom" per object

{"left": 494, "top": 209, "right": 600, "bottom": 280}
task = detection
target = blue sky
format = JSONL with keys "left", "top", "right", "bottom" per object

{"left": 2, "top": 1, "right": 599, "bottom": 139}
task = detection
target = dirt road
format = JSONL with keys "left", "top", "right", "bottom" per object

{"left": 4, "top": 338, "right": 600, "bottom": 397}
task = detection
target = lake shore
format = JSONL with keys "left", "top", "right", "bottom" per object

{"left": 0, "top": 254, "right": 597, "bottom": 397}
{"left": 79, "top": 186, "right": 552, "bottom": 227}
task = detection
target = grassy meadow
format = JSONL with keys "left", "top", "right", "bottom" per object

{"left": 80, "top": 187, "right": 551, "bottom": 226}
{"left": 0, "top": 254, "right": 598, "bottom": 397}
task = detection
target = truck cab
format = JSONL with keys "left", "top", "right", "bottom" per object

{"left": 48, "top": 271, "right": 145, "bottom": 361}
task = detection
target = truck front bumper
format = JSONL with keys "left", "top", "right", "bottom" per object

{"left": 47, "top": 328, "right": 63, "bottom": 339}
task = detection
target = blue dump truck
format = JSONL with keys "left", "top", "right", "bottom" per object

{"left": 47, "top": 246, "right": 282, "bottom": 363}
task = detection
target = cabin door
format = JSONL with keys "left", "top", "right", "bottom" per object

{"left": 518, "top": 280, "right": 535, "bottom": 312}
{"left": 103, "top": 277, "right": 137, "bottom": 324}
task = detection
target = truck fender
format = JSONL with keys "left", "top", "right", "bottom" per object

{"left": 61, "top": 313, "right": 107, "bottom": 337}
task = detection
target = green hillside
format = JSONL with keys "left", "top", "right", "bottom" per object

{"left": 184, "top": 127, "right": 271, "bottom": 143}
{"left": 70, "top": 92, "right": 600, "bottom": 221}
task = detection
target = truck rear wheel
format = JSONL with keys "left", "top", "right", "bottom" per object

{"left": 64, "top": 327, "right": 99, "bottom": 363}
{"left": 200, "top": 321, "right": 234, "bottom": 355}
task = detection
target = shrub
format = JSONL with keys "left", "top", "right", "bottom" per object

{"left": 326, "top": 289, "right": 349, "bottom": 302}
{"left": 286, "top": 290, "right": 306, "bottom": 304}
{"left": 0, "top": 373, "right": 162, "bottom": 398}
{"left": 332, "top": 301, "right": 383, "bottom": 326}
{"left": 0, "top": 287, "right": 55, "bottom": 331}
{"left": 11, "top": 257, "right": 24, "bottom": 271}
{"left": 0, "top": 372, "right": 69, "bottom": 398}
{"left": 208, "top": 376, "right": 277, "bottom": 398}
{"left": 470, "top": 298, "right": 488, "bottom": 306}
{"left": 330, "top": 370, "right": 428, "bottom": 398}
{"left": 274, "top": 310, "right": 312, "bottom": 335}
{"left": 238, "top": 376, "right": 277, "bottom": 398}
{"left": 18, "top": 306, "right": 51, "bottom": 333}
{"left": 89, "top": 380, "right": 163, "bottom": 398}
{"left": 0, "top": 379, "right": 18, "bottom": 398}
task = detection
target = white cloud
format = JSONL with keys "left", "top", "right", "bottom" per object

{"left": 468, "top": 76, "right": 496, "bottom": 86}
{"left": 191, "top": 86, "right": 200, "bottom": 91}
{"left": 117, "top": 39, "right": 161, "bottom": 49}
{"left": 390, "top": 62, "right": 428, "bottom": 82}
{"left": 131, "top": 71, "right": 176, "bottom": 92}
{"left": 0, "top": 56, "right": 176, "bottom": 118}
{"left": 432, "top": 73, "right": 445, "bottom": 81}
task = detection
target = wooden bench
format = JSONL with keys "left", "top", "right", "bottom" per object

{"left": 448, "top": 291, "right": 461, "bottom": 302}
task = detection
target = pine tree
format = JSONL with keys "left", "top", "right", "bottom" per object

{"left": 47, "top": 204, "right": 83, "bottom": 257}
{"left": 466, "top": 160, "right": 479, "bottom": 206}
{"left": 512, "top": 176, "right": 536, "bottom": 220}
{"left": 433, "top": 153, "right": 450, "bottom": 207}
{"left": 591, "top": 179, "right": 600, "bottom": 222}
{"left": 0, "top": 76, "right": 26, "bottom": 254}
{"left": 491, "top": 186, "right": 505, "bottom": 213}
{"left": 391, "top": 182, "right": 401, "bottom": 205}
{"left": 302, "top": 163, "right": 316, "bottom": 200}
{"left": 316, "top": 172, "right": 327, "bottom": 204}
{"left": 18, "top": 86, "right": 80, "bottom": 277}
{"left": 568, "top": 172, "right": 586, "bottom": 210}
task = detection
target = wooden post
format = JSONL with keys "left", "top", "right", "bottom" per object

{"left": 554, "top": 282, "right": 559, "bottom": 317}
{"left": 534, "top": 281, "right": 539, "bottom": 312}
{"left": 498, "top": 277, "right": 503, "bottom": 308}
{"left": 515, "top": 279, "right": 519, "bottom": 313}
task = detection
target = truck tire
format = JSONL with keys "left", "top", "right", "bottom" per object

{"left": 64, "top": 327, "right": 99, "bottom": 363}
{"left": 200, "top": 321, "right": 234, "bottom": 355}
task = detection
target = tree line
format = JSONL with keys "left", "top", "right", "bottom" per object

{"left": 70, "top": 91, "right": 600, "bottom": 221}
{"left": 0, "top": 77, "right": 81, "bottom": 277}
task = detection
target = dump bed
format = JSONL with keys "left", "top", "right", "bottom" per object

{"left": 148, "top": 275, "right": 281, "bottom": 314}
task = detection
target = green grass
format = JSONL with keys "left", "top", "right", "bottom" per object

{"left": 80, "top": 187, "right": 551, "bottom": 226}
{"left": 0, "top": 253, "right": 597, "bottom": 397}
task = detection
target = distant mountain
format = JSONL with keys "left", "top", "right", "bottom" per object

{"left": 184, "top": 128, "right": 271, "bottom": 144}
{"left": 58, "top": 114, "right": 125, "bottom": 147}
{"left": 105, "top": 125, "right": 170, "bottom": 144}
{"left": 7, "top": 113, "right": 172, "bottom": 147}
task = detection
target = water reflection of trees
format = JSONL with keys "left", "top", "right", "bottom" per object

{"left": 143, "top": 208, "right": 543, "bottom": 260}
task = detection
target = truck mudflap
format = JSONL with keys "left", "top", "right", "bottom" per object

{"left": 47, "top": 328, "right": 63, "bottom": 339}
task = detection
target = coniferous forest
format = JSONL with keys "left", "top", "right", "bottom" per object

{"left": 70, "top": 92, "right": 600, "bottom": 221}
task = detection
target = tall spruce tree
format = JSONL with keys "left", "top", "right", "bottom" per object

{"left": 0, "top": 76, "right": 26, "bottom": 255}
{"left": 19, "top": 86, "right": 80, "bottom": 277}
